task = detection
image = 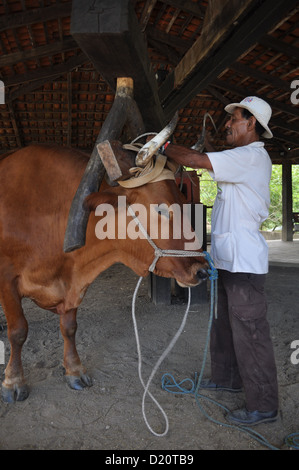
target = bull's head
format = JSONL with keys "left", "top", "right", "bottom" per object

{"left": 84, "top": 115, "right": 208, "bottom": 288}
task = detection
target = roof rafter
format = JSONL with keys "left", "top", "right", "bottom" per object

{"left": 0, "top": 2, "right": 72, "bottom": 32}
{"left": 159, "top": 0, "right": 298, "bottom": 119}
{"left": 0, "top": 37, "right": 78, "bottom": 67}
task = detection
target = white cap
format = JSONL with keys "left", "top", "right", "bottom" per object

{"left": 224, "top": 96, "right": 273, "bottom": 139}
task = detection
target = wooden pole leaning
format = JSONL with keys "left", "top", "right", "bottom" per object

{"left": 63, "top": 78, "right": 144, "bottom": 253}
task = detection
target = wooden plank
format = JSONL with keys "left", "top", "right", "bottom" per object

{"left": 140, "top": 0, "right": 157, "bottom": 32}
{"left": 70, "top": 0, "right": 165, "bottom": 131}
{"left": 159, "top": 0, "right": 298, "bottom": 119}
{"left": 174, "top": 0, "right": 256, "bottom": 89}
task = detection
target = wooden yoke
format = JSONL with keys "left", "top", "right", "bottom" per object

{"left": 63, "top": 77, "right": 144, "bottom": 253}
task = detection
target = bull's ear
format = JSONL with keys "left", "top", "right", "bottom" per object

{"left": 84, "top": 191, "right": 119, "bottom": 211}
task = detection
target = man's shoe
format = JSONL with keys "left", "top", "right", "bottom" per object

{"left": 199, "top": 379, "right": 242, "bottom": 393}
{"left": 226, "top": 408, "right": 278, "bottom": 426}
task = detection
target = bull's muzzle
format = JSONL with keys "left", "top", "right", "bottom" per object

{"left": 197, "top": 267, "right": 208, "bottom": 283}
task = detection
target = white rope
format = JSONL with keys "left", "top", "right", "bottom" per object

{"left": 132, "top": 276, "right": 192, "bottom": 437}
{"left": 128, "top": 204, "right": 207, "bottom": 436}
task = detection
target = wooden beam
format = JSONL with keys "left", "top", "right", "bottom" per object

{"left": 271, "top": 118, "right": 299, "bottom": 134}
{"left": 270, "top": 150, "right": 299, "bottom": 163}
{"left": 5, "top": 53, "right": 87, "bottom": 88}
{"left": 282, "top": 161, "right": 293, "bottom": 241}
{"left": 63, "top": 77, "right": 145, "bottom": 252}
{"left": 230, "top": 62, "right": 292, "bottom": 93}
{"left": 163, "top": 0, "right": 205, "bottom": 17}
{"left": 272, "top": 131, "right": 299, "bottom": 147}
{"left": 146, "top": 25, "right": 193, "bottom": 52}
{"left": 259, "top": 34, "right": 299, "bottom": 60}
{"left": 0, "top": 38, "right": 78, "bottom": 67}
{"left": 140, "top": 0, "right": 157, "bottom": 32}
{"left": 7, "top": 53, "right": 88, "bottom": 101}
{"left": 147, "top": 37, "right": 180, "bottom": 66}
{"left": 70, "top": 0, "right": 165, "bottom": 130}
{"left": 159, "top": 0, "right": 298, "bottom": 119}
{"left": 212, "top": 79, "right": 299, "bottom": 118}
{"left": 0, "top": 3, "right": 72, "bottom": 32}
{"left": 174, "top": 0, "right": 257, "bottom": 89}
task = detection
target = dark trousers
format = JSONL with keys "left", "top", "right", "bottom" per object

{"left": 210, "top": 269, "right": 279, "bottom": 412}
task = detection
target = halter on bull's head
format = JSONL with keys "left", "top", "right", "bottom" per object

{"left": 86, "top": 112, "right": 209, "bottom": 287}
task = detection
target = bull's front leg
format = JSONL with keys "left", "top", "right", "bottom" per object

{"left": 60, "top": 308, "right": 92, "bottom": 390}
{"left": 1, "top": 281, "right": 29, "bottom": 403}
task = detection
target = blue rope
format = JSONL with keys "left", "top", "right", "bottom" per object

{"left": 161, "top": 251, "right": 282, "bottom": 451}
{"left": 285, "top": 433, "right": 299, "bottom": 450}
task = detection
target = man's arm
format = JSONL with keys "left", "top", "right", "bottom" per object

{"left": 164, "top": 143, "right": 213, "bottom": 170}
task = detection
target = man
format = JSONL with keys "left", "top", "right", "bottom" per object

{"left": 164, "top": 96, "right": 279, "bottom": 426}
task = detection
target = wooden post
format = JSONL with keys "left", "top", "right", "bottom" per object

{"left": 63, "top": 77, "right": 144, "bottom": 252}
{"left": 282, "top": 161, "right": 293, "bottom": 242}
{"left": 71, "top": 0, "right": 165, "bottom": 130}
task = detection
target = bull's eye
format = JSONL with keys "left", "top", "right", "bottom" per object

{"left": 154, "top": 205, "right": 170, "bottom": 219}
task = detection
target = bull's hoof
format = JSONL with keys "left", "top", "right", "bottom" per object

{"left": 2, "top": 383, "right": 29, "bottom": 403}
{"left": 65, "top": 373, "right": 93, "bottom": 391}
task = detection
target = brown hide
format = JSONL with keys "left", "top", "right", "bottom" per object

{"left": 0, "top": 144, "right": 206, "bottom": 401}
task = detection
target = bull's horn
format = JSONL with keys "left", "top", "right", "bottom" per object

{"left": 191, "top": 113, "right": 217, "bottom": 151}
{"left": 135, "top": 111, "right": 179, "bottom": 167}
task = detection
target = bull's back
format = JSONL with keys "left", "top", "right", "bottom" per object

{"left": 0, "top": 145, "right": 89, "bottom": 262}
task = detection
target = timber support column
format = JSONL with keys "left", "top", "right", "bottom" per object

{"left": 282, "top": 161, "right": 293, "bottom": 242}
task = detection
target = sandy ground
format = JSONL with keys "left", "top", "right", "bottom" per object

{"left": 0, "top": 262, "right": 298, "bottom": 451}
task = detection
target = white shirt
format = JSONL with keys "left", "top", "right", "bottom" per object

{"left": 207, "top": 141, "right": 272, "bottom": 274}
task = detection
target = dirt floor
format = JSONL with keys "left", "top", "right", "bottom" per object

{"left": 0, "top": 263, "right": 298, "bottom": 451}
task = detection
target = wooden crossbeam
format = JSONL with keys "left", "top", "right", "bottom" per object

{"left": 7, "top": 53, "right": 88, "bottom": 101}
{"left": 0, "top": 3, "right": 72, "bottom": 32}
{"left": 230, "top": 62, "right": 292, "bottom": 93}
{"left": 164, "top": 0, "right": 205, "bottom": 17}
{"left": 159, "top": 0, "right": 298, "bottom": 119}
{"left": 259, "top": 34, "right": 299, "bottom": 60}
{"left": 212, "top": 79, "right": 299, "bottom": 118}
{"left": 0, "top": 38, "right": 78, "bottom": 67}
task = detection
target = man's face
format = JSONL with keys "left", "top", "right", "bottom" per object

{"left": 224, "top": 107, "right": 251, "bottom": 147}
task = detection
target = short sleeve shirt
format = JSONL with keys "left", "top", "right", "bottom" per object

{"left": 207, "top": 142, "right": 272, "bottom": 274}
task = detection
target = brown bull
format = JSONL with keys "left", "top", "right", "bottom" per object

{"left": 0, "top": 144, "right": 207, "bottom": 402}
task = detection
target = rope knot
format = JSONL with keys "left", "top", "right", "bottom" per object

{"left": 208, "top": 269, "right": 218, "bottom": 281}
{"left": 155, "top": 247, "right": 163, "bottom": 256}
